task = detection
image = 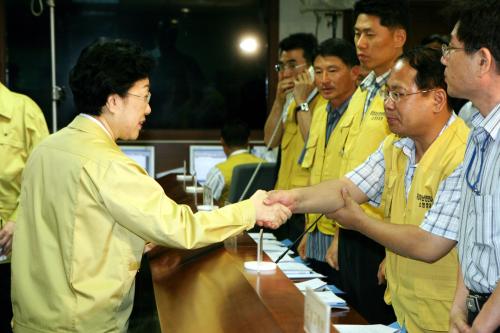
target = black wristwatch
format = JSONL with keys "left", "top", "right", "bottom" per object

{"left": 295, "top": 102, "right": 309, "bottom": 112}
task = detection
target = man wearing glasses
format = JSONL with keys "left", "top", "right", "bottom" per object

{"left": 266, "top": 47, "right": 470, "bottom": 333}
{"left": 320, "top": 0, "right": 407, "bottom": 325}
{"left": 442, "top": 1, "right": 500, "bottom": 332}
{"left": 314, "top": 2, "right": 500, "bottom": 332}
{"left": 264, "top": 33, "right": 325, "bottom": 246}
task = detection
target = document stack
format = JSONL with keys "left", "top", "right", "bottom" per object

{"left": 295, "top": 278, "right": 348, "bottom": 309}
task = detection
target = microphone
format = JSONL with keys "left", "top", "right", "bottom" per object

{"left": 237, "top": 106, "right": 287, "bottom": 202}
{"left": 274, "top": 214, "right": 324, "bottom": 263}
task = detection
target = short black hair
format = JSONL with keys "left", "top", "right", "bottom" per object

{"left": 354, "top": 0, "right": 410, "bottom": 32}
{"left": 69, "top": 38, "right": 155, "bottom": 116}
{"left": 316, "top": 38, "right": 360, "bottom": 68}
{"left": 420, "top": 34, "right": 450, "bottom": 47}
{"left": 279, "top": 33, "right": 318, "bottom": 65}
{"left": 221, "top": 120, "right": 250, "bottom": 147}
{"left": 450, "top": 0, "right": 500, "bottom": 71}
{"left": 399, "top": 46, "right": 453, "bottom": 109}
{"left": 400, "top": 47, "right": 446, "bottom": 90}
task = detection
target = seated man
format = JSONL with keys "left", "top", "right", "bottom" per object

{"left": 205, "top": 120, "right": 265, "bottom": 205}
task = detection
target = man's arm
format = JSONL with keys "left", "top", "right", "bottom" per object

{"left": 449, "top": 267, "right": 470, "bottom": 333}
{"left": 265, "top": 177, "right": 368, "bottom": 214}
{"left": 329, "top": 188, "right": 457, "bottom": 263}
{"left": 471, "top": 284, "right": 500, "bottom": 332}
{"left": 325, "top": 224, "right": 340, "bottom": 270}
{"left": 293, "top": 71, "right": 315, "bottom": 140}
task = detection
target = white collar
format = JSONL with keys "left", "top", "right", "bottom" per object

{"left": 80, "top": 113, "right": 113, "bottom": 139}
{"left": 229, "top": 149, "right": 248, "bottom": 157}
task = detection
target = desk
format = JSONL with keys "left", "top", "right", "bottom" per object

{"left": 130, "top": 175, "right": 367, "bottom": 332}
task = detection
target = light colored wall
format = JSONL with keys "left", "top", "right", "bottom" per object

{"left": 279, "top": 0, "right": 344, "bottom": 44}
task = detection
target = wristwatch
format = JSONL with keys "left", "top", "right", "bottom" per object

{"left": 295, "top": 102, "right": 309, "bottom": 112}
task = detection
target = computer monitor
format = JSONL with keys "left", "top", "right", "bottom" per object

{"left": 250, "top": 145, "right": 278, "bottom": 163}
{"left": 189, "top": 145, "right": 226, "bottom": 184}
{"left": 119, "top": 145, "right": 155, "bottom": 177}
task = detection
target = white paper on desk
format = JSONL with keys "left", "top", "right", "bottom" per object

{"left": 248, "top": 232, "right": 277, "bottom": 241}
{"left": 285, "top": 271, "right": 325, "bottom": 279}
{"left": 313, "top": 291, "right": 348, "bottom": 309}
{"left": 278, "top": 262, "right": 311, "bottom": 271}
{"left": 265, "top": 251, "right": 295, "bottom": 263}
{"left": 295, "top": 278, "right": 327, "bottom": 291}
{"left": 335, "top": 324, "right": 398, "bottom": 333}
{"left": 262, "top": 244, "right": 290, "bottom": 252}
{"left": 263, "top": 239, "right": 288, "bottom": 247}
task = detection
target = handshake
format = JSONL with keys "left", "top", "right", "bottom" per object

{"left": 251, "top": 189, "right": 297, "bottom": 230}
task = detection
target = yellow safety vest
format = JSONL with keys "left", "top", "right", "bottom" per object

{"left": 381, "top": 118, "right": 469, "bottom": 333}
{"left": 0, "top": 83, "right": 48, "bottom": 224}
{"left": 216, "top": 152, "right": 265, "bottom": 204}
{"left": 0, "top": 83, "right": 49, "bottom": 264}
{"left": 274, "top": 95, "right": 328, "bottom": 190}
{"left": 301, "top": 101, "right": 350, "bottom": 235}
{"left": 302, "top": 88, "right": 390, "bottom": 234}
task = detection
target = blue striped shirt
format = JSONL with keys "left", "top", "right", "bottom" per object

{"left": 457, "top": 103, "right": 500, "bottom": 293}
{"left": 305, "top": 229, "right": 333, "bottom": 262}
{"left": 359, "top": 70, "right": 391, "bottom": 117}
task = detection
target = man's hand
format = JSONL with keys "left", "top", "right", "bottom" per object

{"left": 298, "top": 233, "right": 307, "bottom": 259}
{"left": 327, "top": 188, "right": 365, "bottom": 231}
{"left": 0, "top": 221, "right": 15, "bottom": 256}
{"left": 263, "top": 190, "right": 298, "bottom": 212}
{"left": 252, "top": 190, "right": 292, "bottom": 229}
{"left": 325, "top": 234, "right": 339, "bottom": 270}
{"left": 449, "top": 298, "right": 470, "bottom": 333}
{"left": 293, "top": 70, "right": 315, "bottom": 105}
{"left": 144, "top": 242, "right": 157, "bottom": 253}
{"left": 276, "top": 78, "right": 294, "bottom": 103}
{"left": 377, "top": 257, "right": 387, "bottom": 285}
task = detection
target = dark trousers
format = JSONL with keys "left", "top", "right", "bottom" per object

{"left": 338, "top": 229, "right": 395, "bottom": 324}
{"left": 467, "top": 291, "right": 500, "bottom": 332}
{"left": 0, "top": 263, "right": 13, "bottom": 333}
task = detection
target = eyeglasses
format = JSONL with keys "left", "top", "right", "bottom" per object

{"left": 127, "top": 92, "right": 151, "bottom": 103}
{"left": 465, "top": 131, "right": 490, "bottom": 195}
{"left": 380, "top": 88, "right": 437, "bottom": 104}
{"left": 441, "top": 44, "right": 465, "bottom": 58}
{"left": 274, "top": 62, "right": 306, "bottom": 72}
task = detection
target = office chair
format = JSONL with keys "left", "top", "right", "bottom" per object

{"left": 227, "top": 163, "right": 277, "bottom": 203}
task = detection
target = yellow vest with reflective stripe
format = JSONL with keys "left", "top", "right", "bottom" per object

{"left": 301, "top": 88, "right": 390, "bottom": 234}
{"left": 216, "top": 152, "right": 265, "bottom": 204}
{"left": 381, "top": 118, "right": 469, "bottom": 333}
{"left": 275, "top": 95, "right": 328, "bottom": 190}
{"left": 301, "top": 101, "right": 351, "bottom": 235}
{"left": 337, "top": 88, "right": 390, "bottom": 222}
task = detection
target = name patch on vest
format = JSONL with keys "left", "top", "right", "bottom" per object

{"left": 370, "top": 111, "right": 385, "bottom": 121}
{"left": 416, "top": 193, "right": 434, "bottom": 209}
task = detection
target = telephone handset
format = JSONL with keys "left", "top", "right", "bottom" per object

{"left": 308, "top": 65, "right": 315, "bottom": 81}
